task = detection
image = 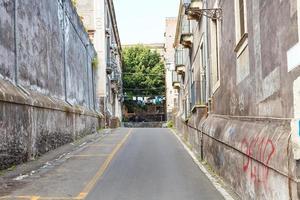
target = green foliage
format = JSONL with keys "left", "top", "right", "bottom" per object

{"left": 71, "top": 0, "right": 77, "bottom": 7}
{"left": 166, "top": 120, "right": 174, "bottom": 128}
{"left": 92, "top": 56, "right": 99, "bottom": 69}
{"left": 122, "top": 45, "right": 165, "bottom": 96}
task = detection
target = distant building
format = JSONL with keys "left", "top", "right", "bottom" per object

{"left": 76, "top": 0, "right": 123, "bottom": 127}
{"left": 163, "top": 17, "right": 178, "bottom": 120}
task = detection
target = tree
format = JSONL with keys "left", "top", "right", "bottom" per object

{"left": 122, "top": 45, "right": 165, "bottom": 97}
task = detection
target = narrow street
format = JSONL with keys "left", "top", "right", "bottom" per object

{"left": 1, "top": 128, "right": 224, "bottom": 200}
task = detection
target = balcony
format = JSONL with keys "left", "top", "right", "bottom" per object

{"left": 111, "top": 72, "right": 120, "bottom": 83}
{"left": 180, "top": 17, "right": 193, "bottom": 48}
{"left": 183, "top": 0, "right": 222, "bottom": 21}
{"left": 106, "top": 58, "right": 118, "bottom": 74}
{"left": 111, "top": 71, "right": 121, "bottom": 92}
{"left": 175, "top": 49, "right": 186, "bottom": 75}
{"left": 183, "top": 0, "right": 203, "bottom": 20}
{"left": 106, "top": 62, "right": 113, "bottom": 74}
{"left": 172, "top": 71, "right": 180, "bottom": 89}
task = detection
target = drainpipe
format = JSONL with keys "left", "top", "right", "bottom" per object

{"left": 200, "top": 0, "right": 210, "bottom": 158}
{"left": 203, "top": 0, "right": 211, "bottom": 104}
{"left": 298, "top": 0, "right": 300, "bottom": 40}
{"left": 14, "top": 0, "right": 18, "bottom": 85}
{"left": 62, "top": 0, "right": 68, "bottom": 103}
{"left": 85, "top": 44, "right": 91, "bottom": 109}
{"left": 189, "top": 25, "right": 193, "bottom": 115}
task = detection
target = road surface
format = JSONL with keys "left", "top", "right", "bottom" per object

{"left": 1, "top": 128, "right": 225, "bottom": 200}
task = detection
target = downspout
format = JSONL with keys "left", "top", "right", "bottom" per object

{"left": 14, "top": 0, "right": 18, "bottom": 85}
{"left": 62, "top": 0, "right": 68, "bottom": 103}
{"left": 203, "top": 0, "right": 211, "bottom": 104}
{"left": 201, "top": 0, "right": 210, "bottom": 159}
{"left": 85, "top": 44, "right": 91, "bottom": 110}
{"left": 189, "top": 20, "right": 193, "bottom": 116}
{"left": 298, "top": 0, "right": 300, "bottom": 40}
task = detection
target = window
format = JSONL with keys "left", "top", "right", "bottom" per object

{"left": 200, "top": 40, "right": 206, "bottom": 104}
{"left": 239, "top": 0, "right": 245, "bottom": 37}
{"left": 234, "top": 0, "right": 250, "bottom": 84}
{"left": 235, "top": 0, "right": 248, "bottom": 44}
{"left": 210, "top": 17, "right": 221, "bottom": 93}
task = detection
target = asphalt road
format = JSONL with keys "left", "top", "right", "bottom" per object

{"left": 1, "top": 128, "right": 224, "bottom": 200}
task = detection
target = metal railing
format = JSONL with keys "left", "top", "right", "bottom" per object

{"left": 175, "top": 48, "right": 185, "bottom": 67}
{"left": 172, "top": 70, "right": 180, "bottom": 83}
{"left": 181, "top": 15, "right": 192, "bottom": 35}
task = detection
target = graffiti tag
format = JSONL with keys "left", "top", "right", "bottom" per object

{"left": 241, "top": 137, "right": 275, "bottom": 186}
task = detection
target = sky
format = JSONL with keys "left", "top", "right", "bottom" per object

{"left": 113, "top": 0, "right": 179, "bottom": 45}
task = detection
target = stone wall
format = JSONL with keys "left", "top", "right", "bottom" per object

{"left": 0, "top": 0, "right": 102, "bottom": 170}
{"left": 174, "top": 114, "right": 298, "bottom": 199}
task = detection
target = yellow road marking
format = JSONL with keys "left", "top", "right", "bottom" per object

{"left": 2, "top": 129, "right": 133, "bottom": 200}
{"left": 76, "top": 128, "right": 133, "bottom": 199}
{"left": 75, "top": 193, "right": 88, "bottom": 200}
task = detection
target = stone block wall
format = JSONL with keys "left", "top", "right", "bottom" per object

{"left": 0, "top": 0, "right": 102, "bottom": 170}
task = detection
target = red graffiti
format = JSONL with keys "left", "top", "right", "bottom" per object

{"left": 241, "top": 136, "right": 275, "bottom": 186}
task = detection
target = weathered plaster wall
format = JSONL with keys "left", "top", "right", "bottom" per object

{"left": 0, "top": 0, "right": 15, "bottom": 81}
{"left": 0, "top": 0, "right": 101, "bottom": 170}
{"left": 173, "top": 0, "right": 300, "bottom": 199}
{"left": 211, "top": 0, "right": 299, "bottom": 118}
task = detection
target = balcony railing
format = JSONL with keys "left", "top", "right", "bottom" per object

{"left": 175, "top": 48, "right": 187, "bottom": 75}
{"left": 180, "top": 16, "right": 193, "bottom": 48}
{"left": 175, "top": 48, "right": 184, "bottom": 66}
{"left": 107, "top": 56, "right": 118, "bottom": 74}
{"left": 172, "top": 71, "right": 180, "bottom": 89}
{"left": 181, "top": 15, "right": 192, "bottom": 35}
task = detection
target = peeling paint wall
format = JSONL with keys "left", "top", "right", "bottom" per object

{"left": 0, "top": 0, "right": 101, "bottom": 170}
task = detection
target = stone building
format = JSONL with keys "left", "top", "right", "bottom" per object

{"left": 173, "top": 0, "right": 300, "bottom": 199}
{"left": 164, "top": 17, "right": 178, "bottom": 120}
{"left": 76, "top": 0, "right": 123, "bottom": 128}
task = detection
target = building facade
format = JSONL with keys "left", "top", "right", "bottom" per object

{"left": 173, "top": 0, "right": 300, "bottom": 199}
{"left": 164, "top": 17, "right": 178, "bottom": 120}
{"left": 76, "top": 0, "right": 123, "bottom": 128}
